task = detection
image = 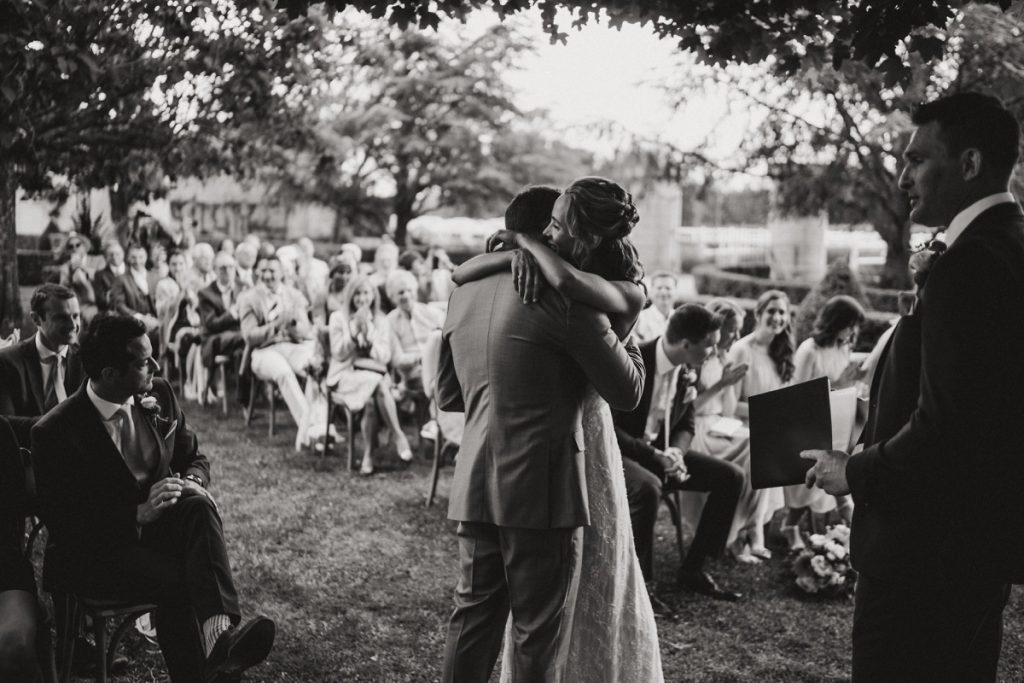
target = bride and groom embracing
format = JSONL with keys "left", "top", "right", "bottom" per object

{"left": 437, "top": 178, "right": 665, "bottom": 682}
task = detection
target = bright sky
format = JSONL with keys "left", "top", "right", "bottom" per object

{"left": 464, "top": 9, "right": 751, "bottom": 162}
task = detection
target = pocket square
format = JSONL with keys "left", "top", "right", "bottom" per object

{"left": 160, "top": 419, "right": 179, "bottom": 441}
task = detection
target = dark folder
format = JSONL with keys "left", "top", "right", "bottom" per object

{"left": 749, "top": 376, "right": 832, "bottom": 489}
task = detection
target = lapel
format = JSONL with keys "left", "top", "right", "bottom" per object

{"left": 669, "top": 364, "right": 692, "bottom": 431}
{"left": 20, "top": 338, "right": 45, "bottom": 413}
{"left": 63, "top": 347, "right": 84, "bottom": 396}
{"left": 137, "top": 403, "right": 172, "bottom": 477}
{"left": 637, "top": 339, "right": 659, "bottom": 423}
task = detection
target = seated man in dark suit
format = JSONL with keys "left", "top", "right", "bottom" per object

{"left": 613, "top": 304, "right": 744, "bottom": 601}
{"left": 197, "top": 252, "right": 245, "bottom": 390}
{"left": 33, "top": 313, "right": 275, "bottom": 682}
{"left": 0, "top": 284, "right": 84, "bottom": 446}
{"left": 92, "top": 240, "right": 126, "bottom": 313}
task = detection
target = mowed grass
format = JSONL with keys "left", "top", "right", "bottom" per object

{"left": 51, "top": 399, "right": 1024, "bottom": 682}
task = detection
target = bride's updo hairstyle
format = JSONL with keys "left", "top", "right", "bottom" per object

{"left": 562, "top": 176, "right": 644, "bottom": 284}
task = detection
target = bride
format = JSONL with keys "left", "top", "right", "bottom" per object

{"left": 455, "top": 177, "right": 663, "bottom": 682}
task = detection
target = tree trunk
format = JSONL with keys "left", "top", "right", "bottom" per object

{"left": 0, "top": 162, "right": 22, "bottom": 336}
{"left": 878, "top": 220, "right": 912, "bottom": 290}
{"left": 393, "top": 198, "right": 414, "bottom": 247}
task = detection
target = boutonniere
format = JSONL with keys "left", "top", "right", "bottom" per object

{"left": 681, "top": 368, "right": 698, "bottom": 387}
{"left": 138, "top": 394, "right": 160, "bottom": 415}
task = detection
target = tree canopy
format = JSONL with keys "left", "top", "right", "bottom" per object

{"left": 281, "top": 0, "right": 1022, "bottom": 84}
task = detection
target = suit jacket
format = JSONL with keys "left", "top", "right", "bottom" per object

{"left": 110, "top": 270, "right": 158, "bottom": 318}
{"left": 237, "top": 284, "right": 313, "bottom": 379}
{"left": 438, "top": 271, "right": 644, "bottom": 529}
{"left": 198, "top": 282, "right": 241, "bottom": 336}
{"left": 92, "top": 266, "right": 121, "bottom": 313}
{"left": 0, "top": 336, "right": 85, "bottom": 445}
{"left": 847, "top": 201, "right": 1024, "bottom": 584}
{"left": 32, "top": 378, "right": 210, "bottom": 568}
{"left": 611, "top": 337, "right": 696, "bottom": 478}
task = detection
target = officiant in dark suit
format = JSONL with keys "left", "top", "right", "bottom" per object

{"left": 803, "top": 93, "right": 1024, "bottom": 681}
{"left": 613, "top": 304, "right": 743, "bottom": 601}
{"left": 32, "top": 313, "right": 275, "bottom": 682}
{"left": 0, "top": 284, "right": 84, "bottom": 445}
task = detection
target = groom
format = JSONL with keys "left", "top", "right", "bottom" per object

{"left": 437, "top": 185, "right": 645, "bottom": 682}
{"left": 804, "top": 93, "right": 1024, "bottom": 681}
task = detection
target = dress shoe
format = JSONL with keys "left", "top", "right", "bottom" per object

{"left": 204, "top": 616, "right": 276, "bottom": 683}
{"left": 677, "top": 570, "right": 742, "bottom": 601}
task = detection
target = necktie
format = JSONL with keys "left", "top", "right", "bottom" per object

{"left": 41, "top": 355, "right": 64, "bottom": 411}
{"left": 113, "top": 405, "right": 136, "bottom": 458}
{"left": 663, "top": 366, "right": 680, "bottom": 452}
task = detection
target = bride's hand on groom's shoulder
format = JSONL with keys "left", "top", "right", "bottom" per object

{"left": 512, "top": 250, "right": 544, "bottom": 303}
{"left": 486, "top": 229, "right": 520, "bottom": 253}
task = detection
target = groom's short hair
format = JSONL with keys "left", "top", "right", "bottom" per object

{"left": 665, "top": 304, "right": 721, "bottom": 345}
{"left": 505, "top": 186, "right": 560, "bottom": 235}
{"left": 79, "top": 313, "right": 148, "bottom": 378}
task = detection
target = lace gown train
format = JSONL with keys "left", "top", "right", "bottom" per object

{"left": 499, "top": 389, "right": 664, "bottom": 682}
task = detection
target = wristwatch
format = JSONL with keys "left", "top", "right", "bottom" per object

{"left": 184, "top": 474, "right": 205, "bottom": 489}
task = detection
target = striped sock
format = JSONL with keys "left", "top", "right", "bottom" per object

{"left": 202, "top": 614, "right": 232, "bottom": 657}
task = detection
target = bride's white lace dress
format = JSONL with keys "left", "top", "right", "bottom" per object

{"left": 499, "top": 388, "right": 664, "bottom": 682}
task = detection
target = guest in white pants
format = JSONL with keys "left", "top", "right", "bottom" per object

{"left": 238, "top": 255, "right": 317, "bottom": 434}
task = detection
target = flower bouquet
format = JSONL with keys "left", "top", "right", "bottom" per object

{"left": 790, "top": 524, "right": 856, "bottom": 598}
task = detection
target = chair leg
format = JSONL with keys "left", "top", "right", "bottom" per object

{"left": 93, "top": 612, "right": 109, "bottom": 683}
{"left": 664, "top": 491, "right": 688, "bottom": 565}
{"left": 426, "top": 434, "right": 444, "bottom": 507}
{"left": 108, "top": 612, "right": 145, "bottom": 674}
{"left": 36, "top": 602, "right": 58, "bottom": 683}
{"left": 346, "top": 408, "right": 356, "bottom": 471}
{"left": 322, "top": 396, "right": 333, "bottom": 461}
{"left": 219, "top": 363, "right": 228, "bottom": 416}
{"left": 56, "top": 593, "right": 79, "bottom": 683}
{"left": 267, "top": 383, "right": 276, "bottom": 438}
{"left": 245, "top": 379, "right": 258, "bottom": 426}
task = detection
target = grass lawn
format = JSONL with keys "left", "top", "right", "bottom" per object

{"left": 45, "top": 397, "right": 1024, "bottom": 682}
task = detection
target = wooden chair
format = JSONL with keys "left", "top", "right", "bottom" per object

{"left": 421, "top": 331, "right": 463, "bottom": 505}
{"left": 54, "top": 593, "right": 156, "bottom": 683}
{"left": 660, "top": 489, "right": 689, "bottom": 566}
{"left": 322, "top": 390, "right": 360, "bottom": 471}
{"left": 240, "top": 344, "right": 278, "bottom": 437}
{"left": 205, "top": 354, "right": 232, "bottom": 416}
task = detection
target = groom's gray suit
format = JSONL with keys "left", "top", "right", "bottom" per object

{"left": 438, "top": 270, "right": 644, "bottom": 682}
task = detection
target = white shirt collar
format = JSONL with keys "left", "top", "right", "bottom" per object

{"left": 655, "top": 337, "right": 677, "bottom": 377}
{"left": 216, "top": 280, "right": 233, "bottom": 295}
{"left": 34, "top": 333, "right": 67, "bottom": 362}
{"left": 110, "top": 263, "right": 125, "bottom": 276}
{"left": 945, "top": 192, "right": 1017, "bottom": 247}
{"left": 86, "top": 382, "right": 134, "bottom": 421}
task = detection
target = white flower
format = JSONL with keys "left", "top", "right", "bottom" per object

{"left": 808, "top": 533, "right": 827, "bottom": 549}
{"left": 810, "top": 554, "right": 831, "bottom": 577}
{"left": 796, "top": 576, "right": 820, "bottom": 594}
{"left": 138, "top": 395, "right": 160, "bottom": 414}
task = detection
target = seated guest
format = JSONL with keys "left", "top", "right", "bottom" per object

{"left": 149, "top": 242, "right": 170, "bottom": 280}
{"left": 724, "top": 290, "right": 792, "bottom": 547}
{"left": 198, "top": 252, "right": 246, "bottom": 382}
{"left": 785, "top": 295, "right": 866, "bottom": 528}
{"left": 0, "top": 284, "right": 84, "bottom": 445}
{"left": 386, "top": 269, "right": 445, "bottom": 396}
{"left": 217, "top": 237, "right": 235, "bottom": 255}
{"left": 613, "top": 304, "right": 744, "bottom": 600}
{"left": 93, "top": 240, "right": 126, "bottom": 313}
{"left": 338, "top": 242, "right": 363, "bottom": 270}
{"left": 295, "top": 238, "right": 329, "bottom": 324}
{"left": 371, "top": 242, "right": 400, "bottom": 312}
{"left": 110, "top": 244, "right": 160, "bottom": 336}
{"left": 398, "top": 249, "right": 432, "bottom": 303}
{"left": 324, "top": 253, "right": 358, "bottom": 319}
{"left": 238, "top": 255, "right": 317, "bottom": 442}
{"left": 688, "top": 299, "right": 774, "bottom": 563}
{"left": 59, "top": 235, "right": 98, "bottom": 325}
{"left": 0, "top": 417, "right": 41, "bottom": 683}
{"left": 33, "top": 314, "right": 276, "bottom": 682}
{"left": 188, "top": 242, "right": 217, "bottom": 293}
{"left": 234, "top": 242, "right": 258, "bottom": 290}
{"left": 632, "top": 271, "right": 677, "bottom": 341}
{"left": 327, "top": 276, "right": 413, "bottom": 473}
{"left": 155, "top": 251, "right": 202, "bottom": 386}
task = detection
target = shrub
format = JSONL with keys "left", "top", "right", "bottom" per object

{"left": 17, "top": 250, "right": 57, "bottom": 286}
{"left": 692, "top": 264, "right": 812, "bottom": 306}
